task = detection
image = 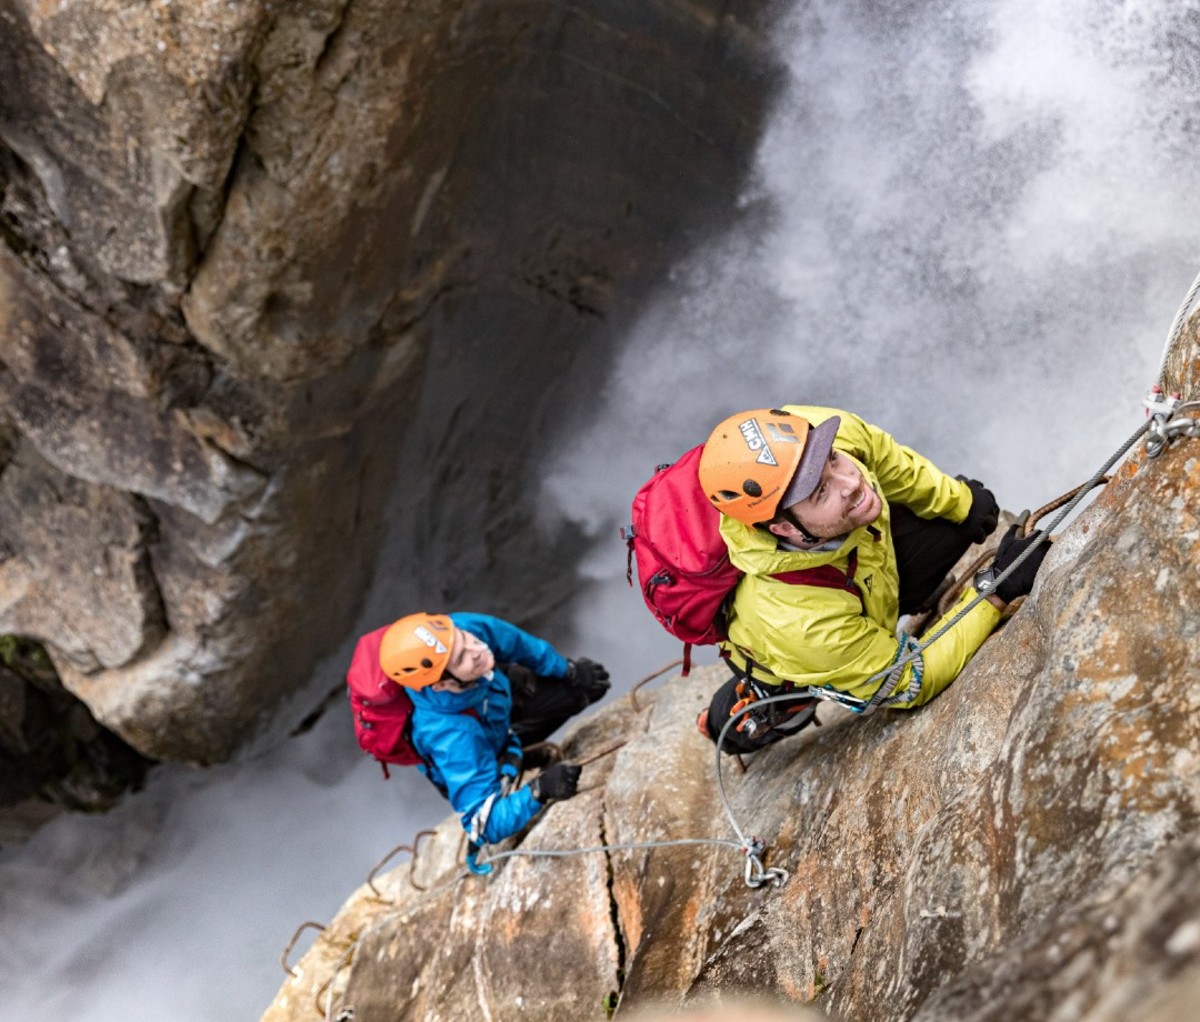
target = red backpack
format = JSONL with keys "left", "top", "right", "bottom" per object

{"left": 346, "top": 625, "right": 424, "bottom": 776}
{"left": 623, "top": 444, "right": 863, "bottom": 673}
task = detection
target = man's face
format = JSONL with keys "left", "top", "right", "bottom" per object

{"left": 441, "top": 628, "right": 495, "bottom": 685}
{"left": 770, "top": 449, "right": 882, "bottom": 542}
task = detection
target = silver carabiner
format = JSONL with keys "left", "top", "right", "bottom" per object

{"left": 742, "top": 838, "right": 790, "bottom": 889}
{"left": 1146, "top": 418, "right": 1170, "bottom": 458}
{"left": 744, "top": 854, "right": 789, "bottom": 889}
{"left": 1145, "top": 388, "right": 1183, "bottom": 458}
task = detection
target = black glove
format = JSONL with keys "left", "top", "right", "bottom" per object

{"left": 529, "top": 762, "right": 581, "bottom": 804}
{"left": 977, "top": 524, "right": 1051, "bottom": 603}
{"left": 957, "top": 476, "right": 1000, "bottom": 544}
{"left": 568, "top": 658, "right": 611, "bottom": 704}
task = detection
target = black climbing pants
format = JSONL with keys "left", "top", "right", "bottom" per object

{"left": 890, "top": 502, "right": 978, "bottom": 614}
{"left": 505, "top": 664, "right": 598, "bottom": 747}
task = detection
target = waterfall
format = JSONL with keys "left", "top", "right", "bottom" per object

{"left": 3, "top": 1, "right": 1199, "bottom": 1018}
{"left": 545, "top": 0, "right": 1200, "bottom": 683}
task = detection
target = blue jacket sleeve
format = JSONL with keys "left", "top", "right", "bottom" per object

{"left": 478, "top": 786, "right": 543, "bottom": 845}
{"left": 450, "top": 612, "right": 569, "bottom": 677}
{"left": 421, "top": 715, "right": 543, "bottom": 844}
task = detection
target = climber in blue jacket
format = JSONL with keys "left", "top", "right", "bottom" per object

{"left": 374, "top": 611, "right": 610, "bottom": 846}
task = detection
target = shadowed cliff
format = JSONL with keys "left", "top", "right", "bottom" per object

{"left": 0, "top": 0, "right": 780, "bottom": 791}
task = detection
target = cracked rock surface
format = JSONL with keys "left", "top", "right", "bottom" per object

{"left": 261, "top": 336, "right": 1200, "bottom": 1020}
{"left": 0, "top": 0, "right": 778, "bottom": 767}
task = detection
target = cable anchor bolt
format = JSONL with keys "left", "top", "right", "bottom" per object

{"left": 1144, "top": 387, "right": 1184, "bottom": 458}
{"left": 742, "top": 837, "right": 789, "bottom": 889}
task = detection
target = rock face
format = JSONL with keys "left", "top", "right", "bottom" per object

{"left": 262, "top": 339, "right": 1200, "bottom": 1020}
{"left": 0, "top": 636, "right": 150, "bottom": 842}
{"left": 0, "top": 0, "right": 779, "bottom": 765}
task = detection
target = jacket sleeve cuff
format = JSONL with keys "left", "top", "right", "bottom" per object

{"left": 946, "top": 477, "right": 974, "bottom": 524}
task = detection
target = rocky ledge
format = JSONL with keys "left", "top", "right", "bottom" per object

{"left": 261, "top": 335, "right": 1200, "bottom": 1020}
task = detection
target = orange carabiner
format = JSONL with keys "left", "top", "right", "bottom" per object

{"left": 730, "top": 696, "right": 756, "bottom": 733}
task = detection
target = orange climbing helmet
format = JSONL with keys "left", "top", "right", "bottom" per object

{"left": 697, "top": 407, "right": 840, "bottom": 526}
{"left": 378, "top": 613, "right": 456, "bottom": 689}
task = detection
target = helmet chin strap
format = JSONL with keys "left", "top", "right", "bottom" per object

{"left": 781, "top": 507, "right": 822, "bottom": 545}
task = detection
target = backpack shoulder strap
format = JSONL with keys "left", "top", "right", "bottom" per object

{"left": 769, "top": 547, "right": 864, "bottom": 612}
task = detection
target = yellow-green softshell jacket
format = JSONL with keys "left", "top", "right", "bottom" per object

{"left": 719, "top": 405, "right": 1002, "bottom": 707}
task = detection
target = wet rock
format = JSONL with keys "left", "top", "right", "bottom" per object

{"left": 261, "top": 343, "right": 1200, "bottom": 1019}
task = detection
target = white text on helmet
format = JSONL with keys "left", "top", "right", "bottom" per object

{"left": 738, "top": 418, "right": 778, "bottom": 466}
{"left": 414, "top": 625, "right": 448, "bottom": 655}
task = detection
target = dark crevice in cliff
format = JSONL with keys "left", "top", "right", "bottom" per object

{"left": 599, "top": 801, "right": 628, "bottom": 1014}
{"left": 3, "top": 138, "right": 217, "bottom": 420}
{"left": 129, "top": 496, "right": 172, "bottom": 660}
{"left": 204, "top": 437, "right": 273, "bottom": 486}
{"left": 518, "top": 263, "right": 609, "bottom": 319}
{"left": 0, "top": 143, "right": 73, "bottom": 282}
{"left": 0, "top": 636, "right": 153, "bottom": 844}
{"left": 312, "top": 0, "right": 356, "bottom": 82}
{"left": 0, "top": 196, "right": 32, "bottom": 259}
{"left": 387, "top": 279, "right": 467, "bottom": 338}
{"left": 187, "top": 112, "right": 251, "bottom": 283}
{"left": 0, "top": 409, "right": 17, "bottom": 475}
{"left": 187, "top": 17, "right": 273, "bottom": 284}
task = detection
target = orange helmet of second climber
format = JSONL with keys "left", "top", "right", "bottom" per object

{"left": 697, "top": 407, "right": 841, "bottom": 526}
{"left": 378, "top": 613, "right": 456, "bottom": 689}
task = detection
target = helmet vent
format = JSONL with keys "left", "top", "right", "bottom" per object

{"left": 420, "top": 658, "right": 433, "bottom": 669}
{"left": 742, "top": 479, "right": 763, "bottom": 497}
{"left": 716, "top": 490, "right": 740, "bottom": 502}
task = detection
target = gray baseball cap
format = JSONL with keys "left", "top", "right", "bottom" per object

{"left": 779, "top": 415, "right": 841, "bottom": 509}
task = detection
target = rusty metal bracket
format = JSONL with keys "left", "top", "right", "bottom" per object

{"left": 1024, "top": 476, "right": 1111, "bottom": 534}
{"left": 315, "top": 942, "right": 358, "bottom": 1021}
{"left": 281, "top": 920, "right": 326, "bottom": 977}
{"left": 366, "top": 828, "right": 437, "bottom": 898}
{"left": 629, "top": 658, "right": 685, "bottom": 712}
{"left": 575, "top": 739, "right": 628, "bottom": 767}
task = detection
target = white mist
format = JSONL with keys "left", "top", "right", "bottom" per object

{"left": 3, "top": 2, "right": 1199, "bottom": 1019}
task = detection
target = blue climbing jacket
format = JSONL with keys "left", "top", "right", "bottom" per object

{"left": 408, "top": 612, "right": 570, "bottom": 845}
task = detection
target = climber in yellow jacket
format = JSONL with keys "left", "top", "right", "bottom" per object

{"left": 697, "top": 405, "right": 1049, "bottom": 752}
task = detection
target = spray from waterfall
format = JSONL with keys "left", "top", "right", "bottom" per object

{"left": 2, "top": 2, "right": 1199, "bottom": 1020}
{"left": 544, "top": 0, "right": 1200, "bottom": 683}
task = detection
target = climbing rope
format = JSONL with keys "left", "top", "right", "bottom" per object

{"left": 922, "top": 475, "right": 1109, "bottom": 622}
{"left": 873, "top": 413, "right": 1155, "bottom": 693}
{"left": 298, "top": 398, "right": 1199, "bottom": 1006}
{"left": 466, "top": 726, "right": 785, "bottom": 887}
{"left": 1157, "top": 265, "right": 1200, "bottom": 389}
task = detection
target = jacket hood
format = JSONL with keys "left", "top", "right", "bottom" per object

{"left": 719, "top": 513, "right": 865, "bottom": 575}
